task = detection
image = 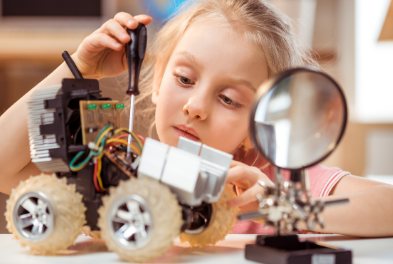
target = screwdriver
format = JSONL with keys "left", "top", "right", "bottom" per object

{"left": 126, "top": 23, "right": 147, "bottom": 160}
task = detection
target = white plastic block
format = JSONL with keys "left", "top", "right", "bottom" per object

{"left": 200, "top": 144, "right": 232, "bottom": 170}
{"left": 199, "top": 145, "right": 233, "bottom": 203}
{"left": 161, "top": 147, "right": 201, "bottom": 195}
{"left": 177, "top": 136, "right": 202, "bottom": 156}
{"left": 137, "top": 138, "right": 169, "bottom": 181}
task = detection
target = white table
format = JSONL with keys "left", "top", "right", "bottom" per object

{"left": 0, "top": 234, "right": 393, "bottom": 264}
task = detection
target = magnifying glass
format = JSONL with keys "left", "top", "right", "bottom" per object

{"left": 250, "top": 67, "right": 347, "bottom": 176}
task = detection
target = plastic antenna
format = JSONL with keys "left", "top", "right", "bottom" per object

{"left": 126, "top": 24, "right": 147, "bottom": 160}
{"left": 62, "top": 51, "right": 84, "bottom": 79}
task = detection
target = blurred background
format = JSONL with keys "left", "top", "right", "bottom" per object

{"left": 0, "top": 0, "right": 392, "bottom": 233}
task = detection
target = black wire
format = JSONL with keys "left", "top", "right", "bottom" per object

{"left": 73, "top": 126, "right": 81, "bottom": 144}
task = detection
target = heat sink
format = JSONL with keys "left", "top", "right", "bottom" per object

{"left": 27, "top": 85, "right": 69, "bottom": 172}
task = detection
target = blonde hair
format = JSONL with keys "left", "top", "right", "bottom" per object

{"left": 126, "top": 0, "right": 318, "bottom": 137}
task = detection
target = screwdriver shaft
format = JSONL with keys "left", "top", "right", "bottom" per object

{"left": 127, "top": 94, "right": 135, "bottom": 160}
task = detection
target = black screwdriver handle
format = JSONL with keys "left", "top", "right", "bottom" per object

{"left": 126, "top": 24, "right": 147, "bottom": 96}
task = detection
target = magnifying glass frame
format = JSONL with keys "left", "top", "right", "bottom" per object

{"left": 249, "top": 67, "right": 348, "bottom": 171}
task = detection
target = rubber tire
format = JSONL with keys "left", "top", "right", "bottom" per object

{"left": 5, "top": 174, "right": 86, "bottom": 254}
{"left": 82, "top": 225, "right": 102, "bottom": 240}
{"left": 98, "top": 177, "right": 183, "bottom": 263}
{"left": 179, "top": 184, "right": 239, "bottom": 247}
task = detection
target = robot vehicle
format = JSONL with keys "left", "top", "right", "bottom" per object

{"left": 4, "top": 25, "right": 238, "bottom": 263}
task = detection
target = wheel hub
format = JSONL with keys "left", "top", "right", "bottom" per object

{"left": 13, "top": 192, "right": 54, "bottom": 242}
{"left": 109, "top": 195, "right": 153, "bottom": 249}
{"left": 184, "top": 203, "right": 212, "bottom": 235}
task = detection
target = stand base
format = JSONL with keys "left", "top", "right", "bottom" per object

{"left": 245, "top": 235, "right": 352, "bottom": 264}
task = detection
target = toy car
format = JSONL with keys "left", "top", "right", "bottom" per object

{"left": 4, "top": 78, "right": 238, "bottom": 262}
{"left": 4, "top": 24, "right": 238, "bottom": 262}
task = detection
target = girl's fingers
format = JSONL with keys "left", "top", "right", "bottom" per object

{"left": 134, "top": 15, "right": 153, "bottom": 25}
{"left": 226, "top": 160, "right": 274, "bottom": 209}
{"left": 85, "top": 33, "right": 123, "bottom": 52}
{"left": 227, "top": 165, "right": 248, "bottom": 183}
{"left": 230, "top": 159, "right": 243, "bottom": 168}
{"left": 231, "top": 180, "right": 249, "bottom": 190}
{"left": 114, "top": 12, "right": 152, "bottom": 29}
{"left": 103, "top": 19, "right": 130, "bottom": 43}
{"left": 92, "top": 13, "right": 152, "bottom": 51}
{"left": 227, "top": 163, "right": 268, "bottom": 186}
{"left": 228, "top": 183, "right": 264, "bottom": 208}
{"left": 99, "top": 13, "right": 152, "bottom": 38}
{"left": 114, "top": 12, "right": 138, "bottom": 28}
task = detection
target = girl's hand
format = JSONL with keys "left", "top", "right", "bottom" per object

{"left": 226, "top": 160, "right": 274, "bottom": 213}
{"left": 72, "top": 13, "right": 152, "bottom": 79}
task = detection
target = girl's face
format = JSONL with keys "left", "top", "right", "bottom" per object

{"left": 153, "top": 22, "right": 269, "bottom": 154}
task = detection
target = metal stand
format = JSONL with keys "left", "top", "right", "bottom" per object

{"left": 245, "top": 234, "right": 352, "bottom": 264}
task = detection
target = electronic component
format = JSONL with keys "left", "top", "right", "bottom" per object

{"left": 103, "top": 150, "right": 135, "bottom": 179}
{"left": 79, "top": 100, "right": 123, "bottom": 145}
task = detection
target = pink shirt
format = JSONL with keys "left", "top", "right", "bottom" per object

{"left": 231, "top": 147, "right": 350, "bottom": 234}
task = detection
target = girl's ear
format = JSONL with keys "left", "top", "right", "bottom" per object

{"left": 152, "top": 56, "right": 163, "bottom": 105}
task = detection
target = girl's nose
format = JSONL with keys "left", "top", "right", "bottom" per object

{"left": 183, "top": 96, "right": 209, "bottom": 120}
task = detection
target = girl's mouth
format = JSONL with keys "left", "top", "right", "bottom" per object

{"left": 173, "top": 126, "right": 200, "bottom": 141}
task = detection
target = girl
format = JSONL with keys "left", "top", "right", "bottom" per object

{"left": 1, "top": 0, "right": 393, "bottom": 237}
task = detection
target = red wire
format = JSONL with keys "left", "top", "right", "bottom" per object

{"left": 115, "top": 133, "right": 145, "bottom": 143}
{"left": 137, "top": 134, "right": 145, "bottom": 142}
{"left": 92, "top": 133, "right": 145, "bottom": 193}
{"left": 116, "top": 134, "right": 128, "bottom": 140}
{"left": 93, "top": 160, "right": 100, "bottom": 192}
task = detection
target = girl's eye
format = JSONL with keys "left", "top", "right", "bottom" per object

{"left": 174, "top": 73, "right": 195, "bottom": 86}
{"left": 179, "top": 76, "right": 193, "bottom": 85}
{"left": 219, "top": 94, "right": 243, "bottom": 109}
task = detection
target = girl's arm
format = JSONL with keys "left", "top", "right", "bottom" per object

{"left": 0, "top": 62, "right": 74, "bottom": 194}
{"left": 227, "top": 161, "right": 393, "bottom": 237}
{"left": 0, "top": 13, "right": 152, "bottom": 195}
{"left": 312, "top": 175, "right": 393, "bottom": 237}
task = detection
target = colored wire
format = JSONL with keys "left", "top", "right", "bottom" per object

{"left": 70, "top": 125, "right": 111, "bottom": 172}
{"left": 70, "top": 151, "right": 92, "bottom": 171}
{"left": 116, "top": 133, "right": 146, "bottom": 143}
{"left": 115, "top": 133, "right": 145, "bottom": 143}
{"left": 90, "top": 137, "right": 107, "bottom": 156}
{"left": 116, "top": 134, "right": 128, "bottom": 140}
{"left": 96, "top": 157, "right": 106, "bottom": 191}
{"left": 93, "top": 159, "right": 101, "bottom": 192}
{"left": 113, "top": 128, "right": 143, "bottom": 150}
{"left": 106, "top": 138, "right": 141, "bottom": 156}
{"left": 113, "top": 128, "right": 143, "bottom": 151}
{"left": 136, "top": 134, "right": 145, "bottom": 143}
{"left": 70, "top": 132, "right": 106, "bottom": 172}
{"left": 106, "top": 138, "right": 141, "bottom": 155}
{"left": 95, "top": 126, "right": 114, "bottom": 147}
{"left": 70, "top": 125, "right": 143, "bottom": 177}
{"left": 95, "top": 124, "right": 112, "bottom": 144}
